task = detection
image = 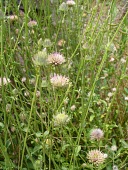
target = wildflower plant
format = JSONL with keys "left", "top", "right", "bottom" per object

{"left": 0, "top": 0, "right": 128, "bottom": 169}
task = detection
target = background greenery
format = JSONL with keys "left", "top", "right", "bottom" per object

{"left": 0, "top": 0, "right": 128, "bottom": 169}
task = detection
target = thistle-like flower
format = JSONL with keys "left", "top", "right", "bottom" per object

{"left": 87, "top": 150, "right": 105, "bottom": 165}
{"left": 90, "top": 128, "right": 104, "bottom": 140}
{"left": 50, "top": 74, "right": 69, "bottom": 87}
{"left": 53, "top": 112, "right": 70, "bottom": 126}
{"left": 0, "top": 77, "right": 10, "bottom": 87}
{"left": 47, "top": 53, "right": 65, "bottom": 65}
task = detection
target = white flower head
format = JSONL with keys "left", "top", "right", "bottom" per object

{"left": 0, "top": 77, "right": 10, "bottom": 87}
{"left": 109, "top": 57, "right": 115, "bottom": 62}
{"left": 21, "top": 77, "right": 26, "bottom": 83}
{"left": 50, "top": 74, "right": 69, "bottom": 88}
{"left": 8, "top": 15, "right": 18, "bottom": 21}
{"left": 87, "top": 150, "right": 105, "bottom": 165}
{"left": 27, "top": 20, "right": 37, "bottom": 27}
{"left": 108, "top": 92, "right": 113, "bottom": 97}
{"left": 47, "top": 53, "right": 65, "bottom": 65}
{"left": 53, "top": 112, "right": 70, "bottom": 126}
{"left": 103, "top": 154, "right": 108, "bottom": 158}
{"left": 113, "top": 165, "right": 118, "bottom": 170}
{"left": 120, "top": 58, "right": 126, "bottom": 63}
{"left": 112, "top": 88, "right": 116, "bottom": 92}
{"left": 70, "top": 105, "right": 76, "bottom": 111}
{"left": 124, "top": 96, "right": 128, "bottom": 101}
{"left": 66, "top": 0, "right": 76, "bottom": 7}
{"left": 90, "top": 128, "right": 104, "bottom": 140}
{"left": 111, "top": 145, "right": 117, "bottom": 151}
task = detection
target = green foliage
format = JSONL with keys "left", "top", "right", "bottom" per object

{"left": 0, "top": 0, "right": 128, "bottom": 169}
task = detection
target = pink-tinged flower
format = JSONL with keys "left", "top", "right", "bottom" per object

{"left": 66, "top": 0, "right": 76, "bottom": 7}
{"left": 47, "top": 53, "right": 65, "bottom": 65}
{"left": 50, "top": 74, "right": 69, "bottom": 87}
{"left": 58, "top": 39, "right": 66, "bottom": 47}
{"left": 21, "top": 77, "right": 26, "bottom": 83}
{"left": 8, "top": 15, "right": 18, "bottom": 21}
{"left": 27, "top": 20, "right": 37, "bottom": 27}
{"left": 90, "top": 128, "right": 104, "bottom": 140}
{"left": 87, "top": 150, "right": 105, "bottom": 165}
{"left": 0, "top": 77, "right": 10, "bottom": 87}
{"left": 70, "top": 105, "right": 76, "bottom": 111}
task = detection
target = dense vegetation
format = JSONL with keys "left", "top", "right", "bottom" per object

{"left": 0, "top": 0, "right": 128, "bottom": 169}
